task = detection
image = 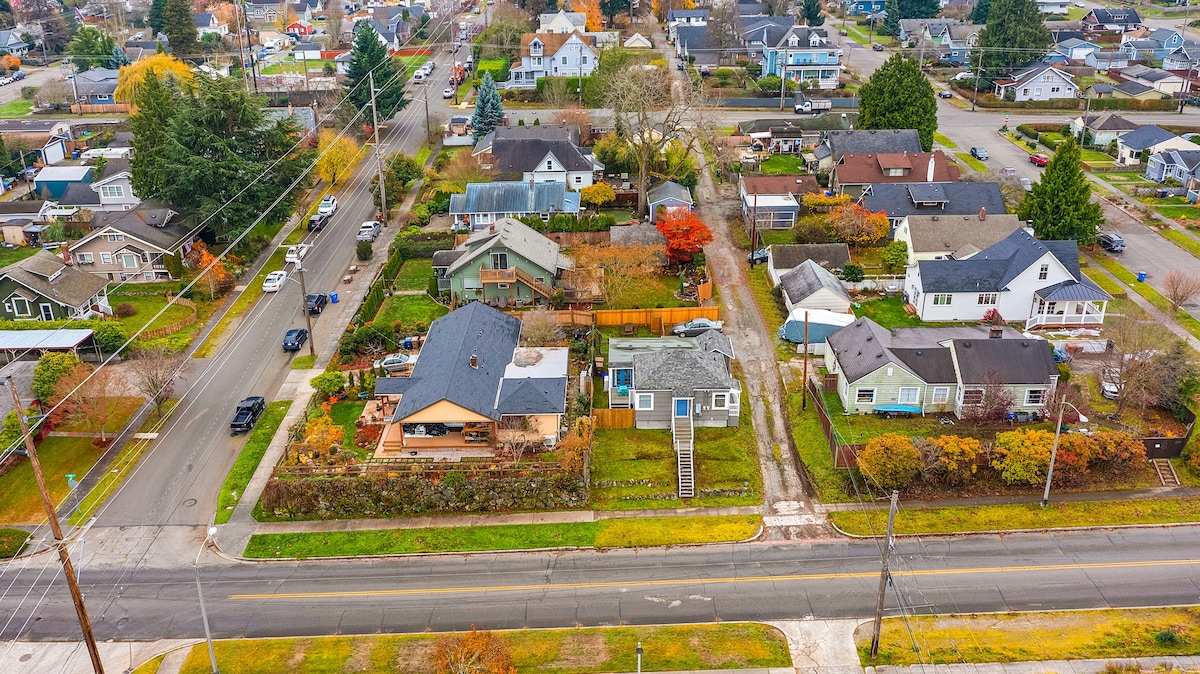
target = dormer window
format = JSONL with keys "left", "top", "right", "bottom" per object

{"left": 788, "top": 36, "right": 798, "bottom": 46}
{"left": 531, "top": 40, "right": 543, "bottom": 55}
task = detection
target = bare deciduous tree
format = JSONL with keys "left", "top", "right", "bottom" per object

{"left": 960, "top": 370, "right": 1015, "bottom": 426}
{"left": 518, "top": 309, "right": 566, "bottom": 346}
{"left": 326, "top": 7, "right": 345, "bottom": 46}
{"left": 1163, "top": 269, "right": 1200, "bottom": 316}
{"left": 1099, "top": 314, "right": 1174, "bottom": 415}
{"left": 550, "top": 106, "right": 593, "bottom": 133}
{"left": 54, "top": 364, "right": 121, "bottom": 442}
{"left": 572, "top": 242, "right": 664, "bottom": 306}
{"left": 129, "top": 345, "right": 184, "bottom": 418}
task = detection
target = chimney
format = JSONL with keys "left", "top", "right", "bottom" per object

{"left": 60, "top": 244, "right": 70, "bottom": 265}
{"left": 926, "top": 155, "right": 935, "bottom": 182}
{"left": 979, "top": 207, "right": 986, "bottom": 220}
{"left": 470, "top": 354, "right": 479, "bottom": 368}
{"left": 489, "top": 222, "right": 495, "bottom": 233}
{"left": 990, "top": 325, "right": 1003, "bottom": 339}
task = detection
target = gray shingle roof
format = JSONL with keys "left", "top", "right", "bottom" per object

{"left": 446, "top": 217, "right": 567, "bottom": 277}
{"left": 736, "top": 116, "right": 857, "bottom": 135}
{"left": 58, "top": 183, "right": 101, "bottom": 206}
{"left": 0, "top": 249, "right": 108, "bottom": 309}
{"left": 1088, "top": 8, "right": 1141, "bottom": 24}
{"left": 779, "top": 259, "right": 851, "bottom": 307}
{"left": 632, "top": 346, "right": 738, "bottom": 396}
{"left": 860, "top": 182, "right": 1006, "bottom": 220}
{"left": 390, "top": 302, "right": 521, "bottom": 422}
{"left": 768, "top": 243, "right": 850, "bottom": 272}
{"left": 497, "top": 377, "right": 567, "bottom": 414}
{"left": 647, "top": 180, "right": 693, "bottom": 206}
{"left": 85, "top": 204, "right": 186, "bottom": 253}
{"left": 491, "top": 137, "right": 595, "bottom": 177}
{"left": 828, "top": 318, "right": 1025, "bottom": 384}
{"left": 824, "top": 130, "right": 922, "bottom": 161}
{"left": 904, "top": 214, "right": 1023, "bottom": 257}
{"left": 675, "top": 25, "right": 720, "bottom": 65}
{"left": 96, "top": 158, "right": 130, "bottom": 181}
{"left": 1118, "top": 125, "right": 1178, "bottom": 150}
{"left": 951, "top": 338, "right": 1058, "bottom": 385}
{"left": 610, "top": 222, "right": 666, "bottom": 246}
{"left": 1087, "top": 83, "right": 1114, "bottom": 94}
{"left": 431, "top": 249, "right": 466, "bottom": 268}
{"left": 1114, "top": 81, "right": 1154, "bottom": 96}
{"left": 888, "top": 348, "right": 956, "bottom": 384}
{"left": 74, "top": 68, "right": 119, "bottom": 97}
{"left": 1079, "top": 111, "right": 1139, "bottom": 131}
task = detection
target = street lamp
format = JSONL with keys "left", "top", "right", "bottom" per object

{"left": 195, "top": 526, "right": 220, "bottom": 674}
{"left": 1041, "top": 395, "right": 1089, "bottom": 508}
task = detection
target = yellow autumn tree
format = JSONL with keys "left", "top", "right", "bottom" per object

{"left": 651, "top": 0, "right": 695, "bottom": 22}
{"left": 114, "top": 53, "right": 194, "bottom": 104}
{"left": 315, "top": 129, "right": 359, "bottom": 185}
{"left": 572, "top": 0, "right": 604, "bottom": 31}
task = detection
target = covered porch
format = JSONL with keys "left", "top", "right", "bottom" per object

{"left": 1025, "top": 281, "right": 1110, "bottom": 330}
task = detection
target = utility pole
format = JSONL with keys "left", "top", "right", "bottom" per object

{"left": 869, "top": 489, "right": 899, "bottom": 661}
{"left": 801, "top": 310, "right": 809, "bottom": 410}
{"left": 970, "top": 56, "right": 984, "bottom": 112}
{"left": 67, "top": 61, "right": 83, "bottom": 117}
{"left": 369, "top": 72, "right": 389, "bottom": 227}
{"left": 578, "top": 42, "right": 584, "bottom": 106}
{"left": 5, "top": 376, "right": 105, "bottom": 674}
{"left": 296, "top": 260, "right": 316, "bottom": 358}
{"left": 779, "top": 56, "right": 787, "bottom": 110}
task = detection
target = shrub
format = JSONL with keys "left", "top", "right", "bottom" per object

{"left": 356, "top": 241, "right": 373, "bottom": 261}
{"left": 992, "top": 428, "right": 1055, "bottom": 485}
{"left": 841, "top": 263, "right": 864, "bottom": 282}
{"left": 1155, "top": 630, "right": 1180, "bottom": 645}
{"left": 20, "top": 85, "right": 37, "bottom": 99}
{"left": 923, "top": 435, "right": 981, "bottom": 485}
{"left": 115, "top": 302, "right": 137, "bottom": 318}
{"left": 1051, "top": 433, "right": 1097, "bottom": 486}
{"left": 310, "top": 371, "right": 347, "bottom": 397}
{"left": 881, "top": 240, "right": 908, "bottom": 273}
{"left": 1090, "top": 430, "right": 1147, "bottom": 474}
{"left": 32, "top": 352, "right": 82, "bottom": 402}
{"left": 1015, "top": 124, "right": 1039, "bottom": 140}
{"left": 856, "top": 433, "right": 921, "bottom": 492}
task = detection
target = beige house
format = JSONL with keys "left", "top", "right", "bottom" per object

{"left": 893, "top": 213, "right": 1025, "bottom": 266}
{"left": 69, "top": 205, "right": 191, "bottom": 282}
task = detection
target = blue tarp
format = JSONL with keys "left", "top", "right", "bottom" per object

{"left": 778, "top": 309, "right": 856, "bottom": 344}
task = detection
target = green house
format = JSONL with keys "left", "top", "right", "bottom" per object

{"left": 0, "top": 249, "right": 111, "bottom": 321}
{"left": 432, "top": 218, "right": 573, "bottom": 307}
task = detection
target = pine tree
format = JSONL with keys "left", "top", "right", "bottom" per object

{"left": 148, "top": 0, "right": 167, "bottom": 36}
{"left": 971, "top": 0, "right": 1050, "bottom": 76}
{"left": 66, "top": 27, "right": 116, "bottom": 70}
{"left": 880, "top": 0, "right": 899, "bottom": 37}
{"left": 161, "top": 0, "right": 199, "bottom": 59}
{"left": 130, "top": 72, "right": 179, "bottom": 201}
{"left": 857, "top": 54, "right": 937, "bottom": 151}
{"left": 802, "top": 0, "right": 824, "bottom": 26}
{"left": 342, "top": 25, "right": 407, "bottom": 121}
{"left": 1017, "top": 137, "right": 1103, "bottom": 244}
{"left": 899, "top": 0, "right": 939, "bottom": 19}
{"left": 111, "top": 45, "right": 131, "bottom": 68}
{"left": 969, "top": 0, "right": 991, "bottom": 23}
{"left": 471, "top": 72, "right": 505, "bottom": 142}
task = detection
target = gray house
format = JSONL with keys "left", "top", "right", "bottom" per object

{"left": 994, "top": 65, "right": 1077, "bottom": 102}
{"left": 647, "top": 180, "right": 694, "bottom": 221}
{"left": 1145, "top": 149, "right": 1200, "bottom": 183}
{"left": 449, "top": 181, "right": 581, "bottom": 230}
{"left": 858, "top": 182, "right": 1007, "bottom": 228}
{"left": 778, "top": 259, "right": 852, "bottom": 314}
{"left": 766, "top": 243, "right": 851, "bottom": 284}
{"left": 815, "top": 129, "right": 923, "bottom": 172}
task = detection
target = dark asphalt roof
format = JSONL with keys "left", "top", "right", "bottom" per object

{"left": 768, "top": 243, "right": 850, "bottom": 272}
{"left": 951, "top": 338, "right": 1058, "bottom": 384}
{"left": 497, "top": 377, "right": 567, "bottom": 414}
{"left": 779, "top": 260, "right": 851, "bottom": 307}
{"left": 632, "top": 347, "right": 739, "bottom": 396}
{"left": 859, "top": 182, "right": 1006, "bottom": 220}
{"left": 1118, "top": 125, "right": 1177, "bottom": 150}
{"left": 915, "top": 228, "right": 1087, "bottom": 293}
{"left": 825, "top": 130, "right": 922, "bottom": 160}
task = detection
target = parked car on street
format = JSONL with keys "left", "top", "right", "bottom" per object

{"left": 672, "top": 317, "right": 724, "bottom": 337}
{"left": 262, "top": 270, "right": 287, "bottom": 292}
{"left": 230, "top": 396, "right": 265, "bottom": 434}
{"left": 306, "top": 293, "right": 329, "bottom": 314}
{"left": 443, "top": 87, "right": 454, "bottom": 98}
{"left": 356, "top": 221, "right": 381, "bottom": 242}
{"left": 970, "top": 146, "right": 989, "bottom": 160}
{"left": 937, "top": 90, "right": 952, "bottom": 98}
{"left": 1029, "top": 153, "right": 1050, "bottom": 166}
{"left": 307, "top": 214, "right": 330, "bottom": 231}
{"left": 284, "top": 244, "right": 309, "bottom": 264}
{"left": 282, "top": 328, "right": 309, "bottom": 351}
{"left": 1020, "top": 177, "right": 1032, "bottom": 192}
{"left": 1099, "top": 232, "right": 1126, "bottom": 252}
{"left": 872, "top": 43, "right": 884, "bottom": 51}
{"left": 374, "top": 352, "right": 418, "bottom": 374}
{"left": 317, "top": 195, "right": 338, "bottom": 215}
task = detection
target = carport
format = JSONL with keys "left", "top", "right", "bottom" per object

{"left": 0, "top": 329, "right": 98, "bottom": 363}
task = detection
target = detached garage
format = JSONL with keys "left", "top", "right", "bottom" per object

{"left": 33, "top": 166, "right": 93, "bottom": 200}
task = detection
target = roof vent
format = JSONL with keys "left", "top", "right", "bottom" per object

{"left": 865, "top": 336, "right": 873, "bottom": 341}
{"left": 916, "top": 350, "right": 923, "bottom": 355}
{"left": 963, "top": 341, "right": 971, "bottom": 347}
{"left": 470, "top": 354, "right": 479, "bottom": 368}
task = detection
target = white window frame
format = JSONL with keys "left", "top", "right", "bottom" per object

{"left": 898, "top": 387, "right": 920, "bottom": 405}
{"left": 932, "top": 387, "right": 950, "bottom": 405}
{"left": 100, "top": 252, "right": 112, "bottom": 264}
{"left": 711, "top": 391, "right": 729, "bottom": 409}
{"left": 962, "top": 388, "right": 984, "bottom": 405}
{"left": 122, "top": 254, "right": 138, "bottom": 269}
{"left": 932, "top": 294, "right": 952, "bottom": 306}
{"left": 106, "top": 233, "right": 124, "bottom": 242}
{"left": 76, "top": 252, "right": 93, "bottom": 263}
{"left": 855, "top": 388, "right": 876, "bottom": 404}
{"left": 977, "top": 293, "right": 997, "bottom": 305}
{"left": 635, "top": 393, "right": 653, "bottom": 410}
{"left": 1039, "top": 263, "right": 1049, "bottom": 280}
{"left": 100, "top": 185, "right": 124, "bottom": 198}
{"left": 10, "top": 297, "right": 29, "bottom": 316}
{"left": 1025, "top": 388, "right": 1047, "bottom": 406}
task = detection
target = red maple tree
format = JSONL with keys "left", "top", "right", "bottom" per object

{"left": 655, "top": 210, "right": 713, "bottom": 264}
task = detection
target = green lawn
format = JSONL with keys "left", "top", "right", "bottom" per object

{"left": 177, "top": 624, "right": 791, "bottom": 674}
{"left": 0, "top": 437, "right": 105, "bottom": 525}
{"left": 758, "top": 155, "right": 805, "bottom": 175}
{"left": 0, "top": 99, "right": 33, "bottom": 117}
{"left": 398, "top": 54, "right": 430, "bottom": 73}
{"left": 843, "top": 23, "right": 871, "bottom": 47}
{"left": 1153, "top": 205, "right": 1200, "bottom": 222}
{"left": 327, "top": 400, "right": 365, "bottom": 451}
{"left": 758, "top": 229, "right": 793, "bottom": 247}
{"left": 393, "top": 259, "right": 433, "bottom": 291}
{"left": 290, "top": 354, "right": 316, "bottom": 369}
{"left": 1080, "top": 266, "right": 1127, "bottom": 298}
{"left": 215, "top": 401, "right": 292, "bottom": 525}
{"left": 372, "top": 293, "right": 448, "bottom": 329}
{"left": 0, "top": 245, "right": 38, "bottom": 268}
{"left": 0, "top": 528, "right": 29, "bottom": 558}
{"left": 595, "top": 274, "right": 691, "bottom": 309}
{"left": 953, "top": 151, "right": 988, "bottom": 173}
{"left": 853, "top": 296, "right": 923, "bottom": 328}
{"left": 745, "top": 264, "right": 790, "bottom": 360}
{"left": 589, "top": 403, "right": 761, "bottom": 510}
{"left": 1080, "top": 150, "right": 1115, "bottom": 163}
{"left": 788, "top": 391, "right": 852, "bottom": 503}
{"left": 1089, "top": 254, "right": 1200, "bottom": 340}
{"left": 933, "top": 132, "right": 958, "bottom": 149}
{"left": 1161, "top": 228, "right": 1200, "bottom": 260}
{"left": 110, "top": 292, "right": 197, "bottom": 336}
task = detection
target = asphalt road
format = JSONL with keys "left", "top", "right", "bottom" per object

{"left": 3, "top": 526, "right": 1199, "bottom": 640}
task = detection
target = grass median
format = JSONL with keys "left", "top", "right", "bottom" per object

{"left": 0, "top": 528, "right": 30, "bottom": 558}
{"left": 953, "top": 152, "right": 988, "bottom": 173}
{"left": 214, "top": 400, "right": 293, "bottom": 525}
{"left": 1161, "top": 228, "right": 1200, "bottom": 260}
{"left": 830, "top": 496, "right": 1200, "bottom": 536}
{"left": 861, "top": 607, "right": 1200, "bottom": 665}
{"left": 194, "top": 247, "right": 289, "bottom": 358}
{"left": 243, "top": 515, "right": 761, "bottom": 558}
{"left": 177, "top": 623, "right": 790, "bottom": 674}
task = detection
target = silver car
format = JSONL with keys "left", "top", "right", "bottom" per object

{"left": 374, "top": 352, "right": 418, "bottom": 374}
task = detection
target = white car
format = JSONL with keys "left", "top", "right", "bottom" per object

{"left": 284, "top": 244, "right": 309, "bottom": 264}
{"left": 374, "top": 352, "right": 418, "bottom": 374}
{"left": 443, "top": 87, "right": 454, "bottom": 99}
{"left": 317, "top": 195, "right": 337, "bottom": 215}
{"left": 1073, "top": 1, "right": 1084, "bottom": 6}
{"left": 262, "top": 270, "right": 287, "bottom": 292}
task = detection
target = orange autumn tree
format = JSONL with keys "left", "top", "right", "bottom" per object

{"left": 572, "top": 0, "right": 604, "bottom": 31}
{"left": 827, "top": 202, "right": 889, "bottom": 250}
{"left": 655, "top": 210, "right": 713, "bottom": 265}
{"left": 185, "top": 241, "right": 235, "bottom": 299}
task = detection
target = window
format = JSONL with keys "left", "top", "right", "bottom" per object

{"left": 962, "top": 389, "right": 984, "bottom": 405}
{"left": 1022, "top": 88, "right": 1029, "bottom": 96}
{"left": 561, "top": 55, "right": 568, "bottom": 65}
{"left": 574, "top": 175, "right": 582, "bottom": 184}
{"left": 491, "top": 252, "right": 508, "bottom": 269}
{"left": 711, "top": 392, "right": 729, "bottom": 409}
{"left": 144, "top": 271, "right": 154, "bottom": 280}
{"left": 932, "top": 294, "right": 952, "bottom": 306}
{"left": 76, "top": 252, "right": 93, "bottom": 263}
{"left": 100, "top": 185, "right": 124, "bottom": 198}
{"left": 532, "top": 57, "right": 542, "bottom": 67}
{"left": 101, "top": 253, "right": 112, "bottom": 264}
{"left": 932, "top": 387, "right": 950, "bottom": 405}
{"left": 636, "top": 393, "right": 653, "bottom": 410}
{"left": 10, "top": 297, "right": 29, "bottom": 316}
{"left": 1039, "top": 263, "right": 1049, "bottom": 280}
{"left": 855, "top": 388, "right": 876, "bottom": 404}
{"left": 898, "top": 387, "right": 920, "bottom": 405}
{"left": 122, "top": 254, "right": 137, "bottom": 269}
{"left": 546, "top": 160, "right": 553, "bottom": 170}
{"left": 1026, "top": 389, "right": 1047, "bottom": 406}
{"left": 581, "top": 55, "right": 588, "bottom": 64}
{"left": 1051, "top": 87, "right": 1061, "bottom": 93}
{"left": 106, "top": 234, "right": 124, "bottom": 242}
{"left": 1034, "top": 87, "right": 1043, "bottom": 96}
{"left": 977, "top": 293, "right": 997, "bottom": 305}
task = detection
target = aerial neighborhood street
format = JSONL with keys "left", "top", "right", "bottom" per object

{"left": 4, "top": 0, "right": 1200, "bottom": 670}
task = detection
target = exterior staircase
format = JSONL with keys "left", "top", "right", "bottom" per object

{"left": 513, "top": 266, "right": 555, "bottom": 299}
{"left": 1152, "top": 458, "right": 1180, "bottom": 487}
{"left": 672, "top": 412, "right": 695, "bottom": 498}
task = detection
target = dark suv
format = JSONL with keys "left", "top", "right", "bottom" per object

{"left": 307, "top": 214, "right": 330, "bottom": 231}
{"left": 1099, "top": 232, "right": 1125, "bottom": 253}
{"left": 305, "top": 293, "right": 329, "bottom": 314}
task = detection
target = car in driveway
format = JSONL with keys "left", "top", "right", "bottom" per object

{"left": 1099, "top": 232, "right": 1126, "bottom": 252}
{"left": 672, "top": 317, "right": 724, "bottom": 337}
{"left": 374, "top": 352, "right": 418, "bottom": 374}
{"left": 748, "top": 248, "right": 769, "bottom": 265}
{"left": 970, "top": 146, "right": 989, "bottom": 160}
{"left": 284, "top": 244, "right": 309, "bottom": 264}
{"left": 357, "top": 221, "right": 381, "bottom": 242}
{"left": 317, "top": 195, "right": 338, "bottom": 215}
{"left": 1101, "top": 378, "right": 1121, "bottom": 400}
{"left": 1029, "top": 153, "right": 1050, "bottom": 166}
{"left": 282, "top": 328, "right": 309, "bottom": 351}
{"left": 262, "top": 270, "right": 287, "bottom": 292}
{"left": 307, "top": 214, "right": 329, "bottom": 231}
{"left": 306, "top": 293, "right": 329, "bottom": 314}
{"left": 443, "top": 87, "right": 454, "bottom": 98}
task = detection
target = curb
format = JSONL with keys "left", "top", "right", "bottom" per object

{"left": 828, "top": 517, "right": 1200, "bottom": 538}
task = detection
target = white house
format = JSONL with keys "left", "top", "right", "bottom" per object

{"left": 667, "top": 8, "right": 708, "bottom": 42}
{"left": 1070, "top": 111, "right": 1139, "bottom": 147}
{"left": 893, "top": 213, "right": 1025, "bottom": 265}
{"left": 193, "top": 12, "right": 229, "bottom": 35}
{"left": 904, "top": 228, "right": 1111, "bottom": 330}
{"left": 1037, "top": 0, "right": 1069, "bottom": 15}
{"left": 538, "top": 10, "right": 585, "bottom": 33}
{"left": 1120, "top": 64, "right": 1189, "bottom": 95}
{"left": 56, "top": 158, "right": 140, "bottom": 212}
{"left": 1115, "top": 125, "right": 1200, "bottom": 166}
{"left": 473, "top": 125, "right": 603, "bottom": 189}
{"left": 777, "top": 260, "right": 852, "bottom": 314}
{"left": 994, "top": 65, "right": 1077, "bottom": 102}
{"left": 508, "top": 31, "right": 598, "bottom": 89}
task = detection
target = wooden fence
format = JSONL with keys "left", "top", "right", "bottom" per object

{"left": 137, "top": 293, "right": 198, "bottom": 340}
{"left": 543, "top": 231, "right": 612, "bottom": 246}
{"left": 71, "top": 103, "right": 132, "bottom": 114}
{"left": 593, "top": 408, "right": 635, "bottom": 429}
{"left": 503, "top": 306, "right": 720, "bottom": 330}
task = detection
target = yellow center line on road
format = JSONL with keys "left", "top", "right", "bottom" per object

{"left": 229, "top": 558, "right": 1200, "bottom": 601}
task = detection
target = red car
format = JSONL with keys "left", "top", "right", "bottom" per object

{"left": 1029, "top": 153, "right": 1050, "bottom": 166}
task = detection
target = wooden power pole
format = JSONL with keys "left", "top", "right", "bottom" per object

{"left": 869, "top": 489, "right": 899, "bottom": 660}
{"left": 6, "top": 376, "right": 105, "bottom": 674}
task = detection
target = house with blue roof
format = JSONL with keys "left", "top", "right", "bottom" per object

{"left": 1120, "top": 28, "right": 1183, "bottom": 60}
{"left": 1145, "top": 148, "right": 1200, "bottom": 183}
{"left": 449, "top": 181, "right": 581, "bottom": 230}
{"left": 903, "top": 228, "right": 1111, "bottom": 330}
{"left": 756, "top": 25, "right": 841, "bottom": 89}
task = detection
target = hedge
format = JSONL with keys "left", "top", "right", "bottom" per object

{"left": 1016, "top": 124, "right": 1039, "bottom": 140}
{"left": 1088, "top": 97, "right": 1178, "bottom": 112}
{"left": 534, "top": 75, "right": 603, "bottom": 107}
{"left": 517, "top": 213, "right": 616, "bottom": 233}
{"left": 389, "top": 232, "right": 454, "bottom": 259}
{"left": 474, "top": 57, "right": 509, "bottom": 84}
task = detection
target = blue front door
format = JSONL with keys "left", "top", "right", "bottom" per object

{"left": 675, "top": 399, "right": 690, "bottom": 417}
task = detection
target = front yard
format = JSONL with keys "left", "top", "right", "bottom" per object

{"left": 372, "top": 293, "right": 448, "bottom": 328}
{"left": 0, "top": 437, "right": 106, "bottom": 524}
{"left": 393, "top": 259, "right": 433, "bottom": 291}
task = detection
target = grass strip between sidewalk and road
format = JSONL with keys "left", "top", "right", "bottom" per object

{"left": 1080, "top": 266, "right": 1126, "bottom": 299}
{"left": 1089, "top": 254, "right": 1200, "bottom": 340}
{"left": 243, "top": 514, "right": 761, "bottom": 558}
{"left": 290, "top": 354, "right": 316, "bottom": 369}
{"left": 1161, "top": 228, "right": 1200, "bottom": 260}
{"left": 214, "top": 400, "right": 292, "bottom": 526}
{"left": 861, "top": 608, "right": 1200, "bottom": 665}
{"left": 933, "top": 132, "right": 958, "bottom": 149}
{"left": 953, "top": 152, "right": 988, "bottom": 173}
{"left": 176, "top": 622, "right": 791, "bottom": 673}
{"left": 830, "top": 495, "right": 1200, "bottom": 536}
{"left": 0, "top": 528, "right": 30, "bottom": 558}
{"left": 194, "top": 248, "right": 289, "bottom": 358}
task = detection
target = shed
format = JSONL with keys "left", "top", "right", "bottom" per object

{"left": 646, "top": 180, "right": 694, "bottom": 222}
{"left": 0, "top": 329, "right": 96, "bottom": 363}
{"left": 33, "top": 166, "right": 94, "bottom": 200}
{"left": 778, "top": 259, "right": 852, "bottom": 313}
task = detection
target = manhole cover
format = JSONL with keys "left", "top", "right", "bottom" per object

{"left": 182, "top": 499, "right": 197, "bottom": 507}
{"left": 116, "top": 618, "right": 129, "bottom": 631}
{"left": 19, "top": 654, "right": 30, "bottom": 662}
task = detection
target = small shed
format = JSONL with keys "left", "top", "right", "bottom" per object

{"left": 647, "top": 180, "right": 694, "bottom": 222}
{"left": 0, "top": 329, "right": 97, "bottom": 363}
{"left": 32, "top": 166, "right": 93, "bottom": 200}
{"left": 778, "top": 259, "right": 852, "bottom": 314}
{"left": 623, "top": 32, "right": 652, "bottom": 48}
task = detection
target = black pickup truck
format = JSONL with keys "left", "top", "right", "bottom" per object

{"left": 230, "top": 396, "right": 266, "bottom": 435}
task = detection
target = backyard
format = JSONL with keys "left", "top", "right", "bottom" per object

{"left": 372, "top": 293, "right": 448, "bottom": 328}
{"left": 595, "top": 274, "right": 693, "bottom": 310}
{"left": 0, "top": 244, "right": 38, "bottom": 268}
{"left": 757, "top": 155, "right": 806, "bottom": 175}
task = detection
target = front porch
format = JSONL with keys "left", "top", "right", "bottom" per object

{"left": 1025, "top": 298, "right": 1108, "bottom": 330}
{"left": 378, "top": 420, "right": 498, "bottom": 455}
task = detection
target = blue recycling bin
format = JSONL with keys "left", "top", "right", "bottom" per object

{"left": 1137, "top": 271, "right": 1147, "bottom": 282}
{"left": 330, "top": 291, "right": 339, "bottom": 303}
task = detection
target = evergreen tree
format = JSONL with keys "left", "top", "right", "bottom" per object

{"left": 1017, "top": 137, "right": 1103, "bottom": 244}
{"left": 802, "top": 0, "right": 825, "bottom": 26}
{"left": 66, "top": 27, "right": 115, "bottom": 70}
{"left": 161, "top": 0, "right": 199, "bottom": 59}
{"left": 857, "top": 54, "right": 937, "bottom": 151}
{"left": 899, "top": 0, "right": 939, "bottom": 19}
{"left": 342, "top": 25, "right": 407, "bottom": 122}
{"left": 148, "top": 0, "right": 167, "bottom": 36}
{"left": 969, "top": 0, "right": 991, "bottom": 23}
{"left": 111, "top": 44, "right": 131, "bottom": 68}
{"left": 130, "top": 71, "right": 178, "bottom": 201}
{"left": 971, "top": 0, "right": 1050, "bottom": 76}
{"left": 880, "top": 0, "right": 899, "bottom": 37}
{"left": 471, "top": 72, "right": 505, "bottom": 142}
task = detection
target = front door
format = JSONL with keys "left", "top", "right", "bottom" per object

{"left": 674, "top": 398, "right": 691, "bottom": 417}
{"left": 39, "top": 304, "right": 53, "bottom": 321}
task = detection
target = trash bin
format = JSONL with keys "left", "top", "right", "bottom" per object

{"left": 71, "top": 149, "right": 81, "bottom": 159}
{"left": 330, "top": 291, "right": 339, "bottom": 303}
{"left": 1137, "top": 271, "right": 1147, "bottom": 282}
